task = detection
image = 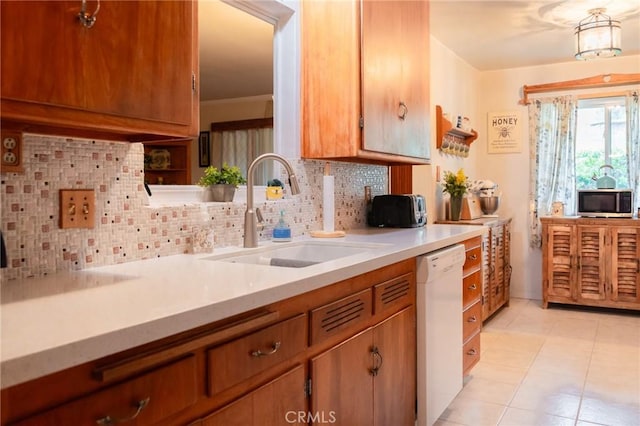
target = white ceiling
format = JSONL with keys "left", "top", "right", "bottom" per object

{"left": 430, "top": 0, "right": 640, "bottom": 70}
{"left": 199, "top": 0, "right": 640, "bottom": 101}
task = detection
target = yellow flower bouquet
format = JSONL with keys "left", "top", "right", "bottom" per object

{"left": 442, "top": 169, "right": 470, "bottom": 197}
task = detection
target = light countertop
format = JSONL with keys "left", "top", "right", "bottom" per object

{"left": 1, "top": 225, "right": 486, "bottom": 389}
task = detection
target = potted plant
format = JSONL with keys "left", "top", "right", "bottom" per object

{"left": 441, "top": 168, "right": 469, "bottom": 221}
{"left": 198, "top": 163, "right": 247, "bottom": 202}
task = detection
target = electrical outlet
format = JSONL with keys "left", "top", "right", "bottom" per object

{"left": 1, "top": 131, "right": 23, "bottom": 173}
{"left": 60, "top": 189, "right": 96, "bottom": 229}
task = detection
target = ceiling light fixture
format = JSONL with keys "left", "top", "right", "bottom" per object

{"left": 575, "top": 8, "right": 622, "bottom": 60}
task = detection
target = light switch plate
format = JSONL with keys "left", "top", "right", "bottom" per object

{"left": 60, "top": 189, "right": 95, "bottom": 229}
{"left": 1, "top": 131, "right": 24, "bottom": 173}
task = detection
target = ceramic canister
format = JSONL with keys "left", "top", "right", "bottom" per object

{"left": 551, "top": 201, "right": 564, "bottom": 216}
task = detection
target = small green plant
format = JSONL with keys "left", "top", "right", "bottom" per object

{"left": 198, "top": 164, "right": 247, "bottom": 187}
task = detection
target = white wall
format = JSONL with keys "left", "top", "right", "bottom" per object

{"left": 414, "top": 36, "right": 481, "bottom": 223}
{"left": 477, "top": 55, "right": 640, "bottom": 300}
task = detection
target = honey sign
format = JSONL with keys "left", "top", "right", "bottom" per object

{"left": 487, "top": 111, "right": 521, "bottom": 154}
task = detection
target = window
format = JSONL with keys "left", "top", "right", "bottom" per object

{"left": 575, "top": 97, "right": 629, "bottom": 189}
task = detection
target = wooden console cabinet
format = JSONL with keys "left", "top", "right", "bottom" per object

{"left": 541, "top": 217, "right": 640, "bottom": 310}
{"left": 1, "top": 260, "right": 416, "bottom": 426}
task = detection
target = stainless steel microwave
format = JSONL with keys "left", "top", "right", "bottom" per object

{"left": 577, "top": 189, "right": 634, "bottom": 218}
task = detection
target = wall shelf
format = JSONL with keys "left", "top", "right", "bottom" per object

{"left": 436, "top": 105, "right": 477, "bottom": 157}
{"left": 143, "top": 139, "right": 192, "bottom": 185}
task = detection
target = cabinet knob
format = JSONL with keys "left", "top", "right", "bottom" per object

{"left": 468, "top": 254, "right": 478, "bottom": 260}
{"left": 96, "top": 397, "right": 150, "bottom": 425}
{"left": 369, "top": 346, "right": 383, "bottom": 376}
{"left": 468, "top": 283, "right": 477, "bottom": 290}
{"left": 250, "top": 341, "right": 281, "bottom": 357}
{"left": 397, "top": 102, "right": 408, "bottom": 120}
{"left": 467, "top": 316, "right": 477, "bottom": 323}
{"left": 78, "top": 0, "right": 101, "bottom": 28}
{"left": 466, "top": 348, "right": 477, "bottom": 356}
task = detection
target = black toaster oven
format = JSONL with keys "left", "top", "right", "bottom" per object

{"left": 367, "top": 194, "right": 426, "bottom": 228}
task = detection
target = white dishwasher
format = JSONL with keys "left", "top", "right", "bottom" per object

{"left": 416, "top": 244, "right": 466, "bottom": 426}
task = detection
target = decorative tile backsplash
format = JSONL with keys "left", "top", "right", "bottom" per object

{"left": 0, "top": 134, "right": 387, "bottom": 281}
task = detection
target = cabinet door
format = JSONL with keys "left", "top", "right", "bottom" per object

{"left": 1, "top": 1, "right": 197, "bottom": 139}
{"left": 372, "top": 307, "right": 416, "bottom": 426}
{"left": 493, "top": 224, "right": 506, "bottom": 311}
{"left": 361, "top": 0, "right": 430, "bottom": 160}
{"left": 83, "top": 1, "right": 193, "bottom": 125}
{"left": 576, "top": 226, "right": 607, "bottom": 303}
{"left": 1, "top": 1, "right": 83, "bottom": 108}
{"left": 300, "top": 0, "right": 361, "bottom": 159}
{"left": 544, "top": 224, "right": 576, "bottom": 302}
{"left": 201, "top": 365, "right": 306, "bottom": 426}
{"left": 311, "top": 329, "right": 374, "bottom": 426}
{"left": 301, "top": 0, "right": 430, "bottom": 164}
{"left": 610, "top": 227, "right": 640, "bottom": 305}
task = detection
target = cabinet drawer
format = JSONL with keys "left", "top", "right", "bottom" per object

{"left": 462, "top": 270, "right": 482, "bottom": 309}
{"left": 373, "top": 273, "right": 413, "bottom": 316}
{"left": 310, "top": 288, "right": 373, "bottom": 346}
{"left": 462, "top": 300, "right": 482, "bottom": 342}
{"left": 463, "top": 332, "right": 481, "bottom": 375}
{"left": 207, "top": 314, "right": 307, "bottom": 396}
{"left": 15, "top": 356, "right": 197, "bottom": 426}
{"left": 463, "top": 246, "right": 482, "bottom": 274}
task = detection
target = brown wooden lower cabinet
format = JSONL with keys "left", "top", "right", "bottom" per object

{"left": 196, "top": 365, "right": 306, "bottom": 426}
{"left": 2, "top": 259, "right": 417, "bottom": 426}
{"left": 541, "top": 217, "right": 640, "bottom": 310}
{"left": 311, "top": 307, "right": 415, "bottom": 426}
{"left": 11, "top": 356, "right": 198, "bottom": 426}
{"left": 462, "top": 236, "right": 483, "bottom": 376}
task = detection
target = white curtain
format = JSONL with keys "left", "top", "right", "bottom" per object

{"left": 626, "top": 91, "right": 640, "bottom": 211}
{"left": 528, "top": 95, "right": 578, "bottom": 248}
{"left": 211, "top": 127, "right": 273, "bottom": 184}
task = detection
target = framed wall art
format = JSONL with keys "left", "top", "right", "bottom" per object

{"left": 199, "top": 131, "right": 210, "bottom": 167}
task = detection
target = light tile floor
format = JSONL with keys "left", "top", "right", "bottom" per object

{"left": 437, "top": 298, "right": 640, "bottom": 426}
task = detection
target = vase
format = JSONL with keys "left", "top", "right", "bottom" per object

{"left": 204, "top": 184, "right": 236, "bottom": 202}
{"left": 449, "top": 195, "right": 463, "bottom": 221}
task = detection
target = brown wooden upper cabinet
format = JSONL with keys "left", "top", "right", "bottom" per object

{"left": 301, "top": 0, "right": 430, "bottom": 165}
{"left": 0, "top": 1, "right": 199, "bottom": 141}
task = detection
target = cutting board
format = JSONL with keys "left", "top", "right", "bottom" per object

{"left": 461, "top": 195, "right": 483, "bottom": 220}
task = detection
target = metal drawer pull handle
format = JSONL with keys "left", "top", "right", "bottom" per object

{"left": 468, "top": 254, "right": 478, "bottom": 260}
{"left": 467, "top": 348, "right": 477, "bottom": 356}
{"left": 370, "top": 346, "right": 383, "bottom": 376}
{"left": 398, "top": 102, "right": 408, "bottom": 120}
{"left": 78, "top": 0, "right": 101, "bottom": 28}
{"left": 467, "top": 316, "right": 477, "bottom": 323}
{"left": 96, "top": 397, "right": 150, "bottom": 425}
{"left": 468, "top": 283, "right": 477, "bottom": 290}
{"left": 251, "top": 341, "right": 281, "bottom": 357}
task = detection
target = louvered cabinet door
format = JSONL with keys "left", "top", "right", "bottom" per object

{"left": 576, "top": 226, "right": 608, "bottom": 303}
{"left": 492, "top": 224, "right": 506, "bottom": 312}
{"left": 481, "top": 232, "right": 491, "bottom": 319}
{"left": 544, "top": 224, "right": 577, "bottom": 303}
{"left": 610, "top": 227, "right": 640, "bottom": 306}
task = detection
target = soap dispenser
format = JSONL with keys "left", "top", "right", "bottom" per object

{"left": 272, "top": 210, "right": 292, "bottom": 242}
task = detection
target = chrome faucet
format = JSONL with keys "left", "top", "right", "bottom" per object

{"left": 244, "top": 153, "right": 301, "bottom": 248}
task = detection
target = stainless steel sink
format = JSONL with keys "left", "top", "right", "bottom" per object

{"left": 202, "top": 241, "right": 388, "bottom": 268}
